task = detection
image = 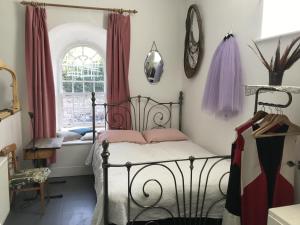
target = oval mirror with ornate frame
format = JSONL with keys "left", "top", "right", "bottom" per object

{"left": 144, "top": 42, "right": 164, "bottom": 84}
{"left": 184, "top": 4, "right": 204, "bottom": 79}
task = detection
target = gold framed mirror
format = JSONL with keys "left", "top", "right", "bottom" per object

{"left": 0, "top": 60, "right": 20, "bottom": 121}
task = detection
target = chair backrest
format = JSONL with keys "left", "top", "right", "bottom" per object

{"left": 0, "top": 144, "right": 17, "bottom": 178}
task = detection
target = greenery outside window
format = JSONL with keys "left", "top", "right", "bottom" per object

{"left": 61, "top": 46, "right": 105, "bottom": 128}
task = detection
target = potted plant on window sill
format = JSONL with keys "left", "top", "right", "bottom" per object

{"left": 250, "top": 36, "right": 300, "bottom": 86}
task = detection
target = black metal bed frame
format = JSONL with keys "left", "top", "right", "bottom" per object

{"left": 92, "top": 91, "right": 184, "bottom": 140}
{"left": 91, "top": 91, "right": 230, "bottom": 225}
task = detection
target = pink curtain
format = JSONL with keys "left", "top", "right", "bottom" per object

{"left": 25, "top": 6, "right": 56, "bottom": 139}
{"left": 106, "top": 13, "right": 131, "bottom": 129}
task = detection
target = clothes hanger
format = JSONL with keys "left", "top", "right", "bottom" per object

{"left": 251, "top": 110, "right": 268, "bottom": 123}
{"left": 252, "top": 105, "right": 279, "bottom": 136}
{"left": 252, "top": 112, "right": 277, "bottom": 136}
{"left": 252, "top": 90, "right": 293, "bottom": 136}
{"left": 235, "top": 110, "right": 268, "bottom": 132}
{"left": 253, "top": 113, "right": 279, "bottom": 136}
{"left": 254, "top": 114, "right": 300, "bottom": 138}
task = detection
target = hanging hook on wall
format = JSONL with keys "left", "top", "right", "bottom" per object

{"left": 150, "top": 41, "right": 158, "bottom": 52}
{"left": 223, "top": 31, "right": 234, "bottom": 41}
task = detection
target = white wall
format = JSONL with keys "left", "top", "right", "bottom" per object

{"left": 182, "top": 0, "right": 300, "bottom": 201}
{"left": 182, "top": 0, "right": 300, "bottom": 156}
{"left": 0, "top": 0, "right": 184, "bottom": 146}
{"left": 0, "top": 112, "right": 23, "bottom": 163}
{"left": 0, "top": 0, "right": 27, "bottom": 166}
{"left": 46, "top": 0, "right": 184, "bottom": 101}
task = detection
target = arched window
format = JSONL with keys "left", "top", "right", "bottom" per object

{"left": 61, "top": 46, "right": 105, "bottom": 128}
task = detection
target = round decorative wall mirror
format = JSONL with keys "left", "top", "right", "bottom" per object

{"left": 144, "top": 42, "right": 164, "bottom": 84}
{"left": 184, "top": 4, "right": 204, "bottom": 79}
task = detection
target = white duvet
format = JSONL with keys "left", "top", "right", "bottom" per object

{"left": 86, "top": 140, "right": 230, "bottom": 225}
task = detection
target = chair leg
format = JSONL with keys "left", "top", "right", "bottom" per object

{"left": 10, "top": 190, "right": 16, "bottom": 210}
{"left": 9, "top": 189, "right": 13, "bottom": 203}
{"left": 45, "top": 180, "right": 50, "bottom": 204}
{"left": 40, "top": 183, "right": 45, "bottom": 214}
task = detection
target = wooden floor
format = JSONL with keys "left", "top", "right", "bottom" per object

{"left": 4, "top": 175, "right": 96, "bottom": 225}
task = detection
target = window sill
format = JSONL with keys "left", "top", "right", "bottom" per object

{"left": 255, "top": 30, "right": 300, "bottom": 43}
{"left": 62, "top": 140, "right": 93, "bottom": 146}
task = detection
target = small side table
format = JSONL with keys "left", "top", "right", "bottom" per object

{"left": 24, "top": 137, "right": 64, "bottom": 199}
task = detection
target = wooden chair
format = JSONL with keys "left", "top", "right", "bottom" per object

{"left": 0, "top": 144, "right": 51, "bottom": 213}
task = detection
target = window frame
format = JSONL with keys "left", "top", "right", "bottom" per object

{"left": 57, "top": 43, "right": 107, "bottom": 130}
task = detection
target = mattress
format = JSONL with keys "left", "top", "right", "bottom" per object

{"left": 86, "top": 140, "right": 230, "bottom": 225}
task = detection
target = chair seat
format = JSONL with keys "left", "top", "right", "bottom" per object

{"left": 10, "top": 168, "right": 51, "bottom": 190}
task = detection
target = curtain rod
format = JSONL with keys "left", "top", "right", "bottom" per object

{"left": 20, "top": 1, "right": 138, "bottom": 14}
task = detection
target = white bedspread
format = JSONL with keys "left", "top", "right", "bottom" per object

{"left": 86, "top": 141, "right": 230, "bottom": 225}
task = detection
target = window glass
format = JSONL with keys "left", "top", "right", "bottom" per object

{"left": 261, "top": 0, "right": 300, "bottom": 38}
{"left": 61, "top": 46, "right": 105, "bottom": 128}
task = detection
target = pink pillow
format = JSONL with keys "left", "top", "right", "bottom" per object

{"left": 142, "top": 128, "right": 188, "bottom": 143}
{"left": 98, "top": 130, "right": 147, "bottom": 144}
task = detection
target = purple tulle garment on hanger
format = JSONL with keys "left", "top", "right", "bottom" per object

{"left": 202, "top": 36, "right": 243, "bottom": 118}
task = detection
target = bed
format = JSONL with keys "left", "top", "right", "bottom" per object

{"left": 87, "top": 92, "right": 230, "bottom": 225}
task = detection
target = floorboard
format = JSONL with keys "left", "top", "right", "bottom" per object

{"left": 4, "top": 175, "right": 96, "bottom": 225}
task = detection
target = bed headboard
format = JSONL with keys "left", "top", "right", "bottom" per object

{"left": 91, "top": 91, "right": 183, "bottom": 139}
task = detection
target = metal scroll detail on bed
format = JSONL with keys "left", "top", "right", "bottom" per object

{"left": 91, "top": 91, "right": 184, "bottom": 142}
{"left": 90, "top": 91, "right": 230, "bottom": 225}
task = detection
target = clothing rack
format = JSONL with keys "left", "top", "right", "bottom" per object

{"left": 247, "top": 85, "right": 300, "bottom": 169}
{"left": 20, "top": 1, "right": 138, "bottom": 14}
{"left": 244, "top": 85, "right": 300, "bottom": 114}
{"left": 253, "top": 87, "right": 292, "bottom": 114}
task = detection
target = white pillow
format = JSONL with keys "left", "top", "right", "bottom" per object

{"left": 80, "top": 132, "right": 96, "bottom": 141}
{"left": 57, "top": 131, "right": 82, "bottom": 142}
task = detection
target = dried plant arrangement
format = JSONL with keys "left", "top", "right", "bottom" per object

{"left": 249, "top": 36, "right": 300, "bottom": 85}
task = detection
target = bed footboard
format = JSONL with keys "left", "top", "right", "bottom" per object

{"left": 101, "top": 140, "right": 230, "bottom": 225}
